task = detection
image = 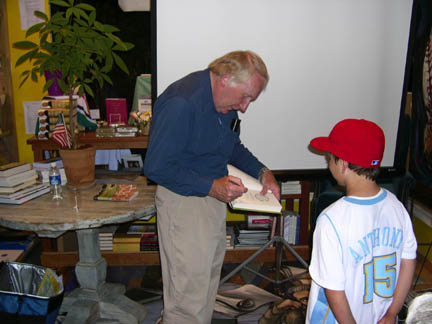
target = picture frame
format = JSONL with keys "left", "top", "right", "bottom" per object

{"left": 122, "top": 154, "right": 143, "bottom": 170}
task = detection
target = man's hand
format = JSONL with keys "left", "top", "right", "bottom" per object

{"left": 260, "top": 169, "right": 280, "bottom": 200}
{"left": 209, "top": 176, "right": 247, "bottom": 203}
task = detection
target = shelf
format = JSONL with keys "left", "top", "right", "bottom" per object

{"left": 40, "top": 246, "right": 310, "bottom": 269}
{"left": 27, "top": 133, "right": 149, "bottom": 161}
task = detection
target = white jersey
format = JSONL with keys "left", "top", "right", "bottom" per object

{"left": 306, "top": 188, "right": 417, "bottom": 324}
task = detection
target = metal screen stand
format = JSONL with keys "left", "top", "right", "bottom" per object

{"left": 220, "top": 212, "right": 309, "bottom": 286}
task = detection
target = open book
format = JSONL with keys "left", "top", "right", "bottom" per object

{"left": 94, "top": 184, "right": 138, "bottom": 202}
{"left": 227, "top": 164, "right": 282, "bottom": 214}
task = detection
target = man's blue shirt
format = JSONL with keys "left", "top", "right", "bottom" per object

{"left": 143, "top": 69, "right": 265, "bottom": 197}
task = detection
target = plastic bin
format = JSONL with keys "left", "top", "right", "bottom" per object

{"left": 0, "top": 261, "right": 64, "bottom": 324}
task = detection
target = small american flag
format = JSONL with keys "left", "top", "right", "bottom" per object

{"left": 51, "top": 113, "right": 72, "bottom": 148}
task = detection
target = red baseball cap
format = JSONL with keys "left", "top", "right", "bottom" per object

{"left": 310, "top": 119, "right": 385, "bottom": 168}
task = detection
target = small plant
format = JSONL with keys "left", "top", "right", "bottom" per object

{"left": 130, "top": 111, "right": 151, "bottom": 135}
{"left": 13, "top": 0, "right": 134, "bottom": 149}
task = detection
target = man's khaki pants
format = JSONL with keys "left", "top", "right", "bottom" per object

{"left": 156, "top": 185, "right": 227, "bottom": 324}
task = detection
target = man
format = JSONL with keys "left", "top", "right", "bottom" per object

{"left": 144, "top": 50, "right": 280, "bottom": 324}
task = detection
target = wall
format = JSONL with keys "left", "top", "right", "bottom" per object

{"left": 6, "top": 0, "right": 48, "bottom": 163}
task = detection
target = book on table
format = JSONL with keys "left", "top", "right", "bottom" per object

{"left": 0, "top": 184, "right": 50, "bottom": 205}
{"left": 0, "top": 178, "right": 38, "bottom": 194}
{"left": 0, "top": 162, "right": 31, "bottom": 177}
{"left": 32, "top": 158, "right": 63, "bottom": 170}
{"left": 227, "top": 164, "right": 282, "bottom": 214}
{"left": 94, "top": 183, "right": 138, "bottom": 201}
{"left": 0, "top": 169, "right": 37, "bottom": 187}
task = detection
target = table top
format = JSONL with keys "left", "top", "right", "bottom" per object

{"left": 0, "top": 177, "right": 156, "bottom": 238}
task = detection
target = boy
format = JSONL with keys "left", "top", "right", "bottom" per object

{"left": 306, "top": 119, "right": 417, "bottom": 324}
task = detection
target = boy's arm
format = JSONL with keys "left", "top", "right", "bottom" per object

{"left": 377, "top": 258, "right": 416, "bottom": 324}
{"left": 324, "top": 289, "right": 356, "bottom": 324}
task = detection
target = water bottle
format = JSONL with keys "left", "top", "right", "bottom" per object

{"left": 49, "top": 162, "right": 63, "bottom": 200}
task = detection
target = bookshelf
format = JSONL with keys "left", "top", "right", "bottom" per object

{"left": 40, "top": 246, "right": 310, "bottom": 269}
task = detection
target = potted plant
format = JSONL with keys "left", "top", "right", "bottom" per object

{"left": 13, "top": 0, "right": 134, "bottom": 188}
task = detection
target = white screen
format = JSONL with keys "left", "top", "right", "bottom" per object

{"left": 156, "top": 0, "right": 413, "bottom": 171}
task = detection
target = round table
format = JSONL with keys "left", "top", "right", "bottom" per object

{"left": 0, "top": 176, "right": 156, "bottom": 324}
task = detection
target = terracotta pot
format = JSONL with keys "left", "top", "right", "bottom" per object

{"left": 60, "top": 145, "right": 96, "bottom": 189}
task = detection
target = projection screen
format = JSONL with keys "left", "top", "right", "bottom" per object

{"left": 155, "top": 0, "right": 414, "bottom": 172}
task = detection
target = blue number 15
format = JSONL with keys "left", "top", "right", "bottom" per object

{"left": 363, "top": 253, "right": 397, "bottom": 303}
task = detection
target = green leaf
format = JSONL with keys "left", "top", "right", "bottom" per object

{"left": 31, "top": 70, "right": 38, "bottom": 82}
{"left": 113, "top": 42, "right": 135, "bottom": 51}
{"left": 19, "top": 75, "right": 30, "bottom": 88}
{"left": 94, "top": 21, "right": 104, "bottom": 32}
{"left": 75, "top": 18, "right": 87, "bottom": 27}
{"left": 112, "top": 52, "right": 129, "bottom": 75}
{"left": 88, "top": 11, "right": 96, "bottom": 25}
{"left": 13, "top": 41, "right": 38, "bottom": 49}
{"left": 50, "top": 0, "right": 71, "bottom": 8}
{"left": 42, "top": 79, "right": 54, "bottom": 93}
{"left": 57, "top": 78, "right": 69, "bottom": 94}
{"left": 15, "top": 50, "right": 36, "bottom": 67}
{"left": 20, "top": 70, "right": 30, "bottom": 77}
{"left": 102, "top": 24, "right": 119, "bottom": 33}
{"left": 75, "top": 3, "right": 95, "bottom": 12}
{"left": 75, "top": 8, "right": 89, "bottom": 21}
{"left": 101, "top": 52, "right": 113, "bottom": 73}
{"left": 26, "top": 22, "right": 45, "bottom": 36}
{"left": 103, "top": 74, "right": 113, "bottom": 85}
{"left": 40, "top": 33, "right": 49, "bottom": 44}
{"left": 33, "top": 58, "right": 43, "bottom": 66}
{"left": 83, "top": 83, "right": 94, "bottom": 97}
{"left": 66, "top": 8, "right": 74, "bottom": 20}
{"left": 101, "top": 73, "right": 112, "bottom": 84}
{"left": 33, "top": 11, "right": 48, "bottom": 21}
{"left": 35, "top": 52, "right": 50, "bottom": 59}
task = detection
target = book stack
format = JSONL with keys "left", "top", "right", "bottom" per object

{"left": 280, "top": 180, "right": 301, "bottom": 195}
{"left": 233, "top": 226, "right": 270, "bottom": 249}
{"left": 95, "top": 125, "right": 137, "bottom": 138}
{"left": 226, "top": 226, "right": 235, "bottom": 250}
{"left": 98, "top": 225, "right": 117, "bottom": 251}
{"left": 140, "top": 232, "right": 159, "bottom": 251}
{"left": 113, "top": 233, "right": 141, "bottom": 252}
{"left": 0, "top": 163, "right": 50, "bottom": 204}
{"left": 127, "top": 223, "right": 156, "bottom": 234}
{"left": 116, "top": 126, "right": 138, "bottom": 137}
{"left": 96, "top": 126, "right": 116, "bottom": 137}
{"left": 126, "top": 223, "right": 159, "bottom": 251}
{"left": 247, "top": 214, "right": 272, "bottom": 230}
{"left": 32, "top": 159, "right": 67, "bottom": 185}
{"left": 99, "top": 233, "right": 114, "bottom": 251}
